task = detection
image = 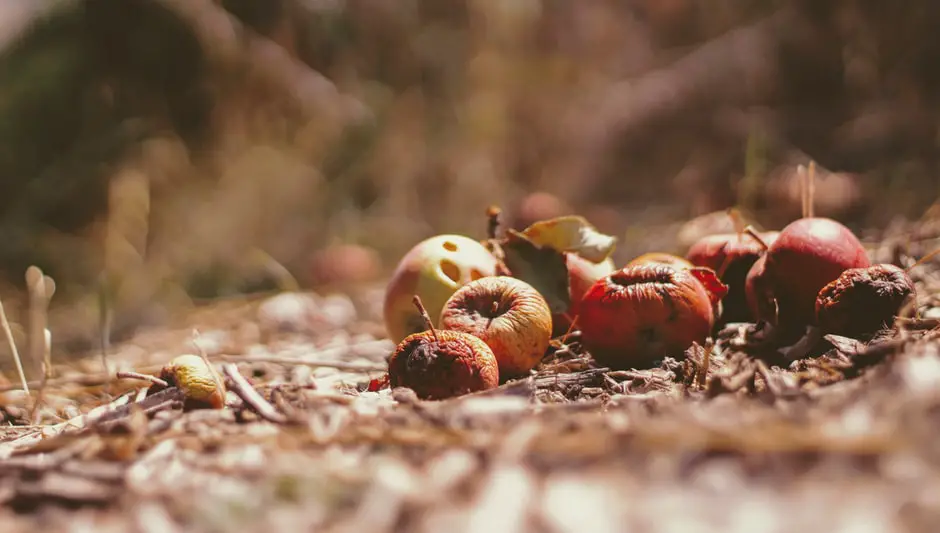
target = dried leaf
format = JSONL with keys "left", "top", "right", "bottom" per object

{"left": 824, "top": 334, "right": 866, "bottom": 356}
{"left": 688, "top": 267, "right": 729, "bottom": 307}
{"left": 520, "top": 216, "right": 616, "bottom": 263}
{"left": 500, "top": 230, "right": 570, "bottom": 314}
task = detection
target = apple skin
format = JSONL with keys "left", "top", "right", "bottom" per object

{"left": 553, "top": 253, "right": 616, "bottom": 335}
{"left": 686, "top": 231, "right": 780, "bottom": 323}
{"left": 747, "top": 217, "right": 869, "bottom": 330}
{"left": 383, "top": 235, "right": 499, "bottom": 343}
{"left": 627, "top": 252, "right": 693, "bottom": 269}
{"left": 387, "top": 329, "right": 499, "bottom": 400}
{"left": 440, "top": 276, "right": 553, "bottom": 379}
{"left": 579, "top": 263, "right": 715, "bottom": 370}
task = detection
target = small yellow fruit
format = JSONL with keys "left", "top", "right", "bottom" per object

{"left": 158, "top": 354, "right": 226, "bottom": 409}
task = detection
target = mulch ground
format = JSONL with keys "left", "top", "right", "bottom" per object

{"left": 0, "top": 221, "right": 939, "bottom": 533}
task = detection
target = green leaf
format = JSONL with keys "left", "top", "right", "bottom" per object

{"left": 500, "top": 230, "right": 570, "bottom": 314}
{"left": 521, "top": 215, "right": 616, "bottom": 263}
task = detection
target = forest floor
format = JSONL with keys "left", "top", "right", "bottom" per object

{"left": 0, "top": 219, "right": 939, "bottom": 533}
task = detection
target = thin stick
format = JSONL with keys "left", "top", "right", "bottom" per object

{"left": 192, "top": 329, "right": 226, "bottom": 402}
{"left": 0, "top": 295, "right": 28, "bottom": 395}
{"left": 807, "top": 161, "right": 816, "bottom": 219}
{"left": 25, "top": 267, "right": 50, "bottom": 378}
{"left": 906, "top": 246, "right": 940, "bottom": 273}
{"left": 216, "top": 355, "right": 385, "bottom": 372}
{"left": 798, "top": 164, "right": 808, "bottom": 219}
{"left": 742, "top": 225, "right": 770, "bottom": 252}
{"left": 116, "top": 371, "right": 169, "bottom": 388}
{"left": 98, "top": 275, "right": 114, "bottom": 393}
{"left": 412, "top": 295, "right": 439, "bottom": 343}
{"left": 727, "top": 207, "right": 747, "bottom": 237}
{"left": 486, "top": 205, "right": 502, "bottom": 240}
{"left": 221, "top": 363, "right": 288, "bottom": 424}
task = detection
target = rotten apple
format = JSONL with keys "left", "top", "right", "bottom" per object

{"left": 579, "top": 263, "right": 719, "bottom": 370}
{"left": 383, "top": 234, "right": 499, "bottom": 343}
{"left": 440, "top": 276, "right": 553, "bottom": 378}
{"left": 387, "top": 296, "right": 499, "bottom": 400}
{"left": 816, "top": 263, "right": 916, "bottom": 338}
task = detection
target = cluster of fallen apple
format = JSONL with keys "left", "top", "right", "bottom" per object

{"left": 382, "top": 187, "right": 918, "bottom": 401}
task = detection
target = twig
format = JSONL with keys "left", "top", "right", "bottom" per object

{"left": 0, "top": 364, "right": 165, "bottom": 393}
{"left": 0, "top": 294, "right": 28, "bottom": 394}
{"left": 222, "top": 363, "right": 288, "bottom": 424}
{"left": 25, "top": 266, "right": 52, "bottom": 378}
{"left": 217, "top": 355, "right": 385, "bottom": 372}
{"left": 116, "top": 371, "right": 169, "bottom": 389}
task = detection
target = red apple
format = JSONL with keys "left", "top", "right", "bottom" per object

{"left": 579, "top": 263, "right": 716, "bottom": 370}
{"left": 747, "top": 217, "right": 869, "bottom": 330}
{"left": 686, "top": 230, "right": 780, "bottom": 323}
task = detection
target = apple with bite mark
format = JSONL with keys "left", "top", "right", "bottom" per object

{"left": 383, "top": 234, "right": 499, "bottom": 343}
{"left": 686, "top": 230, "right": 780, "bottom": 323}
{"left": 440, "top": 276, "right": 553, "bottom": 379}
{"left": 746, "top": 217, "right": 869, "bottom": 332}
{"left": 579, "top": 263, "right": 719, "bottom": 370}
{"left": 388, "top": 296, "right": 499, "bottom": 400}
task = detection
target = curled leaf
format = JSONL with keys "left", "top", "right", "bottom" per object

{"left": 500, "top": 230, "right": 570, "bottom": 314}
{"left": 688, "top": 267, "right": 729, "bottom": 308}
{"left": 521, "top": 215, "right": 617, "bottom": 263}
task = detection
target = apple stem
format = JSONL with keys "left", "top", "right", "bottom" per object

{"left": 727, "top": 207, "right": 747, "bottom": 238}
{"left": 412, "top": 295, "right": 440, "bottom": 343}
{"left": 807, "top": 161, "right": 816, "bottom": 219}
{"left": 742, "top": 225, "right": 770, "bottom": 252}
{"left": 799, "top": 164, "right": 808, "bottom": 219}
{"left": 486, "top": 205, "right": 502, "bottom": 240}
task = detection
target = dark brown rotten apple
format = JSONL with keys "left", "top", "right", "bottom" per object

{"left": 387, "top": 297, "right": 499, "bottom": 400}
{"left": 816, "top": 264, "right": 916, "bottom": 338}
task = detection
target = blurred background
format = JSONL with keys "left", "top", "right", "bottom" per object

{"left": 0, "top": 0, "right": 939, "bottom": 354}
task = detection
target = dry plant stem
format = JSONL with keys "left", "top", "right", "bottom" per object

{"left": 487, "top": 205, "right": 502, "bottom": 239}
{"left": 25, "top": 266, "right": 52, "bottom": 378}
{"left": 807, "top": 161, "right": 816, "bottom": 219}
{"left": 743, "top": 225, "right": 770, "bottom": 251}
{"left": 798, "top": 164, "right": 808, "bottom": 219}
{"left": 221, "top": 363, "right": 288, "bottom": 424}
{"left": 0, "top": 295, "right": 28, "bottom": 394}
{"left": 728, "top": 207, "right": 747, "bottom": 235}
{"left": 0, "top": 364, "right": 166, "bottom": 393}
{"left": 98, "top": 276, "right": 114, "bottom": 394}
{"left": 217, "top": 355, "right": 385, "bottom": 372}
{"left": 412, "top": 295, "right": 439, "bottom": 343}
{"left": 192, "top": 329, "right": 226, "bottom": 402}
{"left": 116, "top": 371, "right": 169, "bottom": 389}
{"left": 906, "top": 246, "right": 940, "bottom": 273}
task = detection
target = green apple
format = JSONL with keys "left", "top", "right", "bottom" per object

{"left": 383, "top": 234, "right": 499, "bottom": 343}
